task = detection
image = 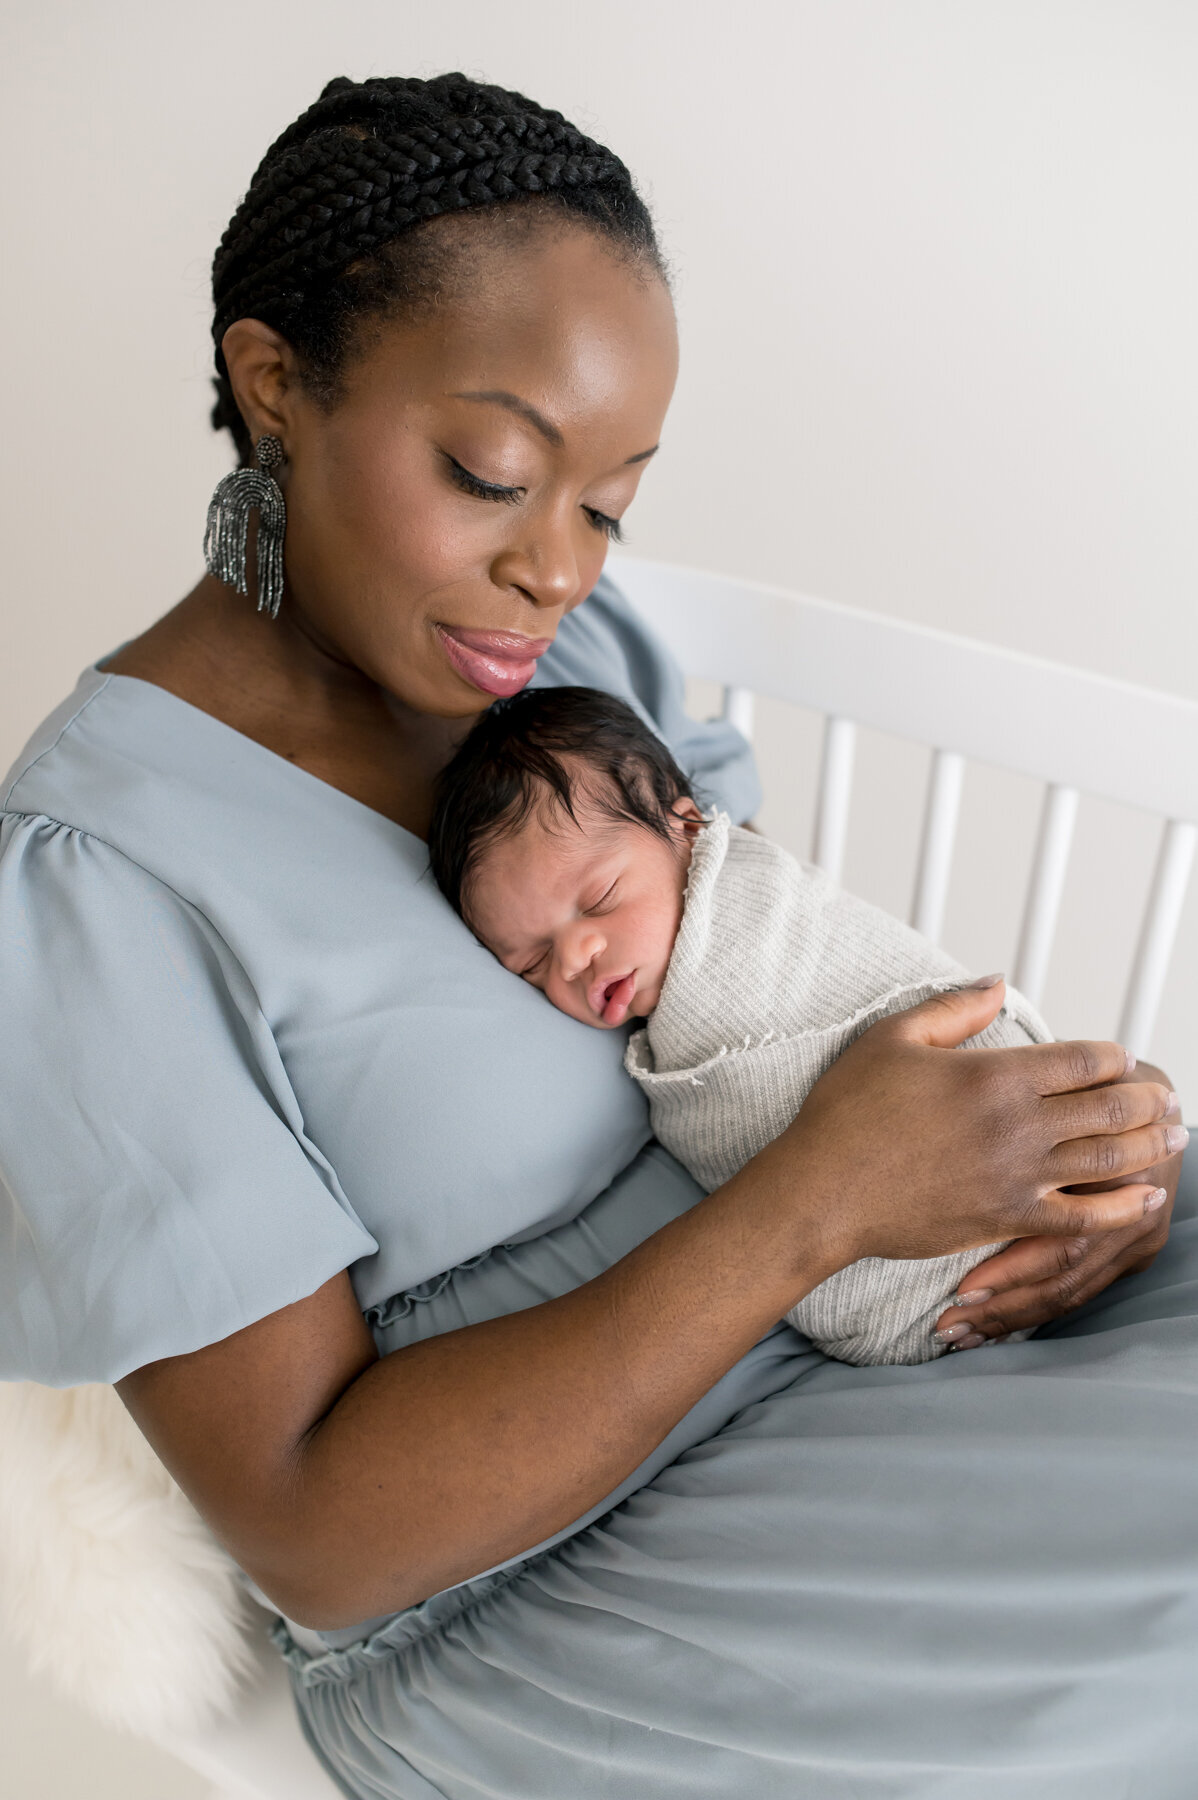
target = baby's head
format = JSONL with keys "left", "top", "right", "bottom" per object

{"left": 429, "top": 687, "right": 703, "bottom": 1029}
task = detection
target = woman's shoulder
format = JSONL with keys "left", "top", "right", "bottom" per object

{"left": 0, "top": 669, "right": 167, "bottom": 905}
{"left": 2, "top": 660, "right": 422, "bottom": 925}
{"left": 2, "top": 663, "right": 208, "bottom": 855}
{"left": 2, "top": 666, "right": 114, "bottom": 820}
{"left": 1, "top": 666, "right": 207, "bottom": 914}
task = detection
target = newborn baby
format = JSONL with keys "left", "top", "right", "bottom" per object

{"left": 429, "top": 685, "right": 1051, "bottom": 1365}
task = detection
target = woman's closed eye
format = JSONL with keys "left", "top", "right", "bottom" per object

{"left": 443, "top": 453, "right": 624, "bottom": 541}
{"left": 584, "top": 509, "right": 624, "bottom": 543}
{"left": 443, "top": 453, "right": 524, "bottom": 506}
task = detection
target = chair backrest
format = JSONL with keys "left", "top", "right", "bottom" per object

{"left": 612, "top": 554, "right": 1198, "bottom": 1057}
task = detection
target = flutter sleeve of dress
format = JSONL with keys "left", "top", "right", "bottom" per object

{"left": 0, "top": 812, "right": 377, "bottom": 1386}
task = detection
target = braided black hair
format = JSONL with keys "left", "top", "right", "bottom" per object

{"left": 211, "top": 74, "right": 664, "bottom": 461}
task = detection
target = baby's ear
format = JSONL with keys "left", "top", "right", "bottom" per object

{"left": 670, "top": 795, "right": 705, "bottom": 835}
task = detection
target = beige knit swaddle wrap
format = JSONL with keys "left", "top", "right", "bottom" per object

{"left": 625, "top": 814, "right": 1052, "bottom": 1364}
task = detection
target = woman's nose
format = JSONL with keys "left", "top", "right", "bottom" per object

{"left": 490, "top": 506, "right": 584, "bottom": 612}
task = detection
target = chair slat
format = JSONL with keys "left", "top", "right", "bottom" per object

{"left": 1013, "top": 784, "right": 1079, "bottom": 1006}
{"left": 910, "top": 750, "right": 965, "bottom": 944}
{"left": 1118, "top": 820, "right": 1198, "bottom": 1058}
{"left": 812, "top": 716, "right": 856, "bottom": 883}
{"left": 721, "top": 684, "right": 755, "bottom": 742}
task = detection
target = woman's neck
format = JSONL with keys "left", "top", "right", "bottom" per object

{"left": 103, "top": 576, "right": 468, "bottom": 836}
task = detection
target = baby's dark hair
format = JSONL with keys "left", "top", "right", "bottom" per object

{"left": 211, "top": 74, "right": 664, "bottom": 462}
{"left": 429, "top": 686, "right": 696, "bottom": 923}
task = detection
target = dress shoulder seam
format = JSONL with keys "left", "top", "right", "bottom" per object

{"left": 1, "top": 806, "right": 176, "bottom": 886}
{"left": 1, "top": 675, "right": 114, "bottom": 811}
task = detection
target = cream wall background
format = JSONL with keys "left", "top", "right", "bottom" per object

{"left": 5, "top": 0, "right": 1198, "bottom": 1097}
{"left": 6, "top": 0, "right": 1197, "bottom": 1111}
{"left": 1, "top": 3, "right": 1196, "bottom": 1792}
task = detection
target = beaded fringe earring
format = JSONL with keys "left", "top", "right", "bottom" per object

{"left": 203, "top": 434, "right": 286, "bottom": 620}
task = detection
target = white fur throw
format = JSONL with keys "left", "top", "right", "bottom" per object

{"left": 626, "top": 814, "right": 1052, "bottom": 1364}
{"left": 0, "top": 1379, "right": 256, "bottom": 1739}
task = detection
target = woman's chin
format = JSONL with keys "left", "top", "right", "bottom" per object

{"left": 382, "top": 664, "right": 496, "bottom": 721}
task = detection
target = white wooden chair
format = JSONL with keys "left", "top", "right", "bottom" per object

{"left": 156, "top": 555, "right": 1198, "bottom": 1797}
{"left": 617, "top": 555, "right": 1198, "bottom": 1052}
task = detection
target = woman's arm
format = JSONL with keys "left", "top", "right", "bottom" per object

{"left": 120, "top": 1167, "right": 833, "bottom": 1630}
{"left": 117, "top": 983, "right": 1180, "bottom": 1630}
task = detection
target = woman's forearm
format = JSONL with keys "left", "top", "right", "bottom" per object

{"left": 282, "top": 1154, "right": 833, "bottom": 1627}
{"left": 120, "top": 987, "right": 1177, "bottom": 1633}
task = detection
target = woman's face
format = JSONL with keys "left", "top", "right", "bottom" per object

{"left": 224, "top": 226, "right": 679, "bottom": 718}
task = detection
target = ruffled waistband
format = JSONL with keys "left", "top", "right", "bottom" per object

{"left": 270, "top": 1565, "right": 525, "bottom": 1687}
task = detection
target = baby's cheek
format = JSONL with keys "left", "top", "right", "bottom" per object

{"left": 626, "top": 900, "right": 675, "bottom": 968}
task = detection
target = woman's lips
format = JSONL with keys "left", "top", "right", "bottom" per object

{"left": 591, "top": 971, "right": 639, "bottom": 1027}
{"left": 436, "top": 625, "right": 553, "bottom": 699}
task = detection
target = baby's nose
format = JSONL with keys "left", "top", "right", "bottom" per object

{"left": 561, "top": 927, "right": 604, "bottom": 982}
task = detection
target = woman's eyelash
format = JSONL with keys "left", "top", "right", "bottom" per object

{"left": 444, "top": 453, "right": 624, "bottom": 540}
{"left": 586, "top": 509, "right": 624, "bottom": 543}
{"left": 444, "top": 454, "right": 524, "bottom": 505}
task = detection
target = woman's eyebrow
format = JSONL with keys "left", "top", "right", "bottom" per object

{"left": 453, "top": 390, "right": 564, "bottom": 446}
{"left": 451, "top": 390, "right": 658, "bottom": 464}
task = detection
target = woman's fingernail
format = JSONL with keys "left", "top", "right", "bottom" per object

{"left": 1165, "top": 1091, "right": 1181, "bottom": 1117}
{"left": 1166, "top": 1124, "right": 1190, "bottom": 1154}
{"left": 949, "top": 1333, "right": 988, "bottom": 1351}
{"left": 934, "top": 1322, "right": 973, "bottom": 1343}
{"left": 1123, "top": 1048, "right": 1137, "bottom": 1074}
{"left": 1144, "top": 1187, "right": 1169, "bottom": 1213}
{"left": 954, "top": 1288, "right": 995, "bottom": 1307}
{"left": 965, "top": 973, "right": 1004, "bottom": 990}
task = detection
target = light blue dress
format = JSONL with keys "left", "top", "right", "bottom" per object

{"left": 3, "top": 576, "right": 1197, "bottom": 1799}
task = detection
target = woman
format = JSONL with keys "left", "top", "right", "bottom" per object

{"left": 1, "top": 75, "right": 1194, "bottom": 1799}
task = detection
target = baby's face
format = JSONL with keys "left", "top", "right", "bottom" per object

{"left": 465, "top": 797, "right": 701, "bottom": 1028}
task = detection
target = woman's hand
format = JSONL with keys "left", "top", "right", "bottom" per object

{"left": 932, "top": 1062, "right": 1184, "bottom": 1348}
{"left": 766, "top": 979, "right": 1182, "bottom": 1285}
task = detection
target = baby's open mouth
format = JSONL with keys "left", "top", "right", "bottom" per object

{"left": 595, "top": 972, "right": 638, "bottom": 1027}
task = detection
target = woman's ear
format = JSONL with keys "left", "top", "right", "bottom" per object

{"left": 219, "top": 319, "right": 299, "bottom": 450}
